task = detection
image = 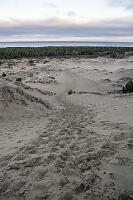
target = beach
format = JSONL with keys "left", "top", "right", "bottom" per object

{"left": 0, "top": 56, "right": 133, "bottom": 200}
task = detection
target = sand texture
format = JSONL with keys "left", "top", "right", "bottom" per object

{"left": 0, "top": 57, "right": 133, "bottom": 200}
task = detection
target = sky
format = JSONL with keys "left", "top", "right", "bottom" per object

{"left": 0, "top": 0, "right": 133, "bottom": 42}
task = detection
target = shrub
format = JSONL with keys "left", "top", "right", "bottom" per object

{"left": 122, "top": 80, "right": 133, "bottom": 93}
{"left": 2, "top": 72, "right": 6, "bottom": 77}
{"left": 29, "top": 60, "right": 34, "bottom": 64}
{"left": 16, "top": 78, "right": 22, "bottom": 82}
{"left": 0, "top": 61, "right": 2, "bottom": 65}
{"left": 68, "top": 89, "right": 75, "bottom": 95}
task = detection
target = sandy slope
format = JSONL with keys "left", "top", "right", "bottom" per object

{"left": 0, "top": 57, "right": 133, "bottom": 200}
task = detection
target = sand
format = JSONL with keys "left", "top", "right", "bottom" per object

{"left": 0, "top": 56, "right": 133, "bottom": 200}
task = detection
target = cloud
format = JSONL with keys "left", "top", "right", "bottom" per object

{"left": 67, "top": 11, "right": 76, "bottom": 17}
{"left": 0, "top": 17, "right": 133, "bottom": 41}
{"left": 108, "top": 0, "right": 126, "bottom": 7}
{"left": 107, "top": 0, "right": 133, "bottom": 9}
{"left": 45, "top": 3, "right": 57, "bottom": 8}
{"left": 126, "top": 4, "right": 133, "bottom": 9}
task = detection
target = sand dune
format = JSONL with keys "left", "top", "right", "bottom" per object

{"left": 0, "top": 57, "right": 133, "bottom": 200}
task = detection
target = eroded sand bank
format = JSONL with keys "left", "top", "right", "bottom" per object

{"left": 0, "top": 57, "right": 133, "bottom": 200}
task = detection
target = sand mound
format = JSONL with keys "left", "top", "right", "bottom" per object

{"left": 0, "top": 84, "right": 26, "bottom": 105}
{"left": 0, "top": 82, "right": 52, "bottom": 110}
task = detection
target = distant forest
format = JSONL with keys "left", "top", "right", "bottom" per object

{"left": 0, "top": 46, "right": 133, "bottom": 59}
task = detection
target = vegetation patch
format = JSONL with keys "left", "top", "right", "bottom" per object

{"left": 122, "top": 80, "right": 133, "bottom": 93}
{"left": 68, "top": 90, "right": 76, "bottom": 95}
{"left": 16, "top": 78, "right": 22, "bottom": 82}
{"left": 0, "top": 47, "right": 132, "bottom": 59}
{"left": 29, "top": 60, "right": 34, "bottom": 64}
{"left": 2, "top": 72, "right": 6, "bottom": 77}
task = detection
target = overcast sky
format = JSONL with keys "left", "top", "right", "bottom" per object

{"left": 0, "top": 0, "right": 133, "bottom": 41}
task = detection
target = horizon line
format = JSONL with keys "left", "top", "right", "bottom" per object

{"left": 0, "top": 40, "right": 133, "bottom": 43}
